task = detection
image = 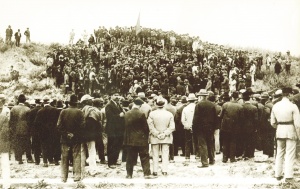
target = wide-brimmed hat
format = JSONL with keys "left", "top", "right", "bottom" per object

{"left": 133, "top": 98, "right": 144, "bottom": 106}
{"left": 80, "top": 94, "right": 94, "bottom": 103}
{"left": 260, "top": 92, "right": 269, "bottom": 99}
{"left": 187, "top": 93, "right": 197, "bottom": 101}
{"left": 69, "top": 94, "right": 79, "bottom": 104}
{"left": 197, "top": 89, "right": 208, "bottom": 96}
{"left": 274, "top": 90, "right": 282, "bottom": 98}
{"left": 18, "top": 94, "right": 26, "bottom": 103}
{"left": 155, "top": 97, "right": 166, "bottom": 107}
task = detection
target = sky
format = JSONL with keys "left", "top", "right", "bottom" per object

{"left": 1, "top": 0, "right": 300, "bottom": 56}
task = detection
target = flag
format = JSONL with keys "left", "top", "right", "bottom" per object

{"left": 135, "top": 13, "right": 141, "bottom": 35}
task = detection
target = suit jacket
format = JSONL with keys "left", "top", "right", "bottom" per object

{"left": 148, "top": 108, "right": 175, "bottom": 144}
{"left": 34, "top": 105, "right": 59, "bottom": 139}
{"left": 241, "top": 102, "right": 258, "bottom": 133}
{"left": 105, "top": 100, "right": 124, "bottom": 137}
{"left": 123, "top": 108, "right": 149, "bottom": 146}
{"left": 220, "top": 101, "right": 243, "bottom": 134}
{"left": 27, "top": 105, "right": 42, "bottom": 136}
{"left": 192, "top": 99, "right": 217, "bottom": 135}
{"left": 57, "top": 106, "right": 85, "bottom": 145}
{"left": 9, "top": 103, "right": 30, "bottom": 136}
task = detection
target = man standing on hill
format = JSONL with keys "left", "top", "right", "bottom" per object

{"left": 14, "top": 29, "right": 21, "bottom": 47}
{"left": 69, "top": 29, "right": 75, "bottom": 45}
{"left": 5, "top": 25, "right": 13, "bottom": 45}
{"left": 285, "top": 50, "right": 292, "bottom": 75}
{"left": 24, "top": 28, "right": 30, "bottom": 43}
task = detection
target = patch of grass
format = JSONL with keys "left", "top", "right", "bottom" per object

{"left": 33, "top": 179, "right": 49, "bottom": 189}
{"left": 0, "top": 43, "right": 9, "bottom": 53}
{"left": 29, "top": 56, "right": 45, "bottom": 66}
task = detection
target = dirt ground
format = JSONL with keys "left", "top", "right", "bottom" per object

{"left": 1, "top": 150, "right": 300, "bottom": 189}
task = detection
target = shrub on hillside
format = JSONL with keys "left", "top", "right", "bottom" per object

{"left": 0, "top": 43, "right": 9, "bottom": 53}
{"left": 29, "top": 56, "right": 45, "bottom": 66}
{"left": 28, "top": 66, "right": 46, "bottom": 80}
{"left": 49, "top": 42, "right": 61, "bottom": 50}
{"left": 23, "top": 43, "right": 36, "bottom": 56}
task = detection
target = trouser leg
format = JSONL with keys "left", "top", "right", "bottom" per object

{"left": 73, "top": 143, "right": 82, "bottom": 181}
{"left": 126, "top": 146, "right": 137, "bottom": 176}
{"left": 285, "top": 139, "right": 297, "bottom": 178}
{"left": 139, "top": 146, "right": 151, "bottom": 176}
{"left": 61, "top": 144, "right": 70, "bottom": 181}
{"left": 185, "top": 130, "right": 192, "bottom": 159}
{"left": 197, "top": 134, "right": 208, "bottom": 166}
{"left": 87, "top": 141, "right": 97, "bottom": 171}
{"left": 161, "top": 144, "right": 169, "bottom": 172}
{"left": 151, "top": 144, "right": 159, "bottom": 173}
{"left": 275, "top": 139, "right": 285, "bottom": 178}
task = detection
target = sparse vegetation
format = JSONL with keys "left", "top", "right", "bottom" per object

{"left": 0, "top": 43, "right": 9, "bottom": 53}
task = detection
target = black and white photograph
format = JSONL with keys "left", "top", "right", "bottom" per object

{"left": 0, "top": 0, "right": 300, "bottom": 188}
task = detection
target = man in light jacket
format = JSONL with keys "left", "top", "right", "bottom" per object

{"left": 147, "top": 97, "right": 175, "bottom": 176}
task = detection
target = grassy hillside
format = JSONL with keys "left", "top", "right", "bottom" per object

{"left": 0, "top": 43, "right": 62, "bottom": 103}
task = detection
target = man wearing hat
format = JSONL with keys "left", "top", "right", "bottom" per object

{"left": 192, "top": 89, "right": 218, "bottom": 167}
{"left": 57, "top": 94, "right": 85, "bottom": 182}
{"left": 105, "top": 92, "right": 125, "bottom": 169}
{"left": 259, "top": 92, "right": 276, "bottom": 158}
{"left": 0, "top": 94, "right": 11, "bottom": 188}
{"left": 271, "top": 87, "right": 300, "bottom": 182}
{"left": 219, "top": 91, "right": 244, "bottom": 163}
{"left": 123, "top": 98, "right": 155, "bottom": 179}
{"left": 92, "top": 98, "right": 106, "bottom": 164}
{"left": 81, "top": 94, "right": 102, "bottom": 176}
{"left": 148, "top": 97, "right": 175, "bottom": 176}
{"left": 137, "top": 92, "right": 151, "bottom": 119}
{"left": 27, "top": 98, "right": 43, "bottom": 165}
{"left": 181, "top": 93, "right": 198, "bottom": 162}
{"left": 34, "top": 95, "right": 60, "bottom": 167}
{"left": 9, "top": 94, "right": 33, "bottom": 164}
{"left": 237, "top": 91, "right": 258, "bottom": 160}
{"left": 173, "top": 96, "right": 188, "bottom": 158}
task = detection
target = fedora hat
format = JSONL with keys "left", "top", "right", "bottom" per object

{"left": 155, "top": 97, "right": 166, "bottom": 107}
{"left": 187, "top": 93, "right": 197, "bottom": 101}
{"left": 260, "top": 92, "right": 269, "bottom": 99}
{"left": 197, "top": 89, "right": 208, "bottom": 96}
{"left": 69, "top": 94, "right": 78, "bottom": 104}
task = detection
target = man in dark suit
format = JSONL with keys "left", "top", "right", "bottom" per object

{"left": 34, "top": 96, "right": 60, "bottom": 167}
{"left": 27, "top": 99, "right": 43, "bottom": 165}
{"left": 240, "top": 92, "right": 258, "bottom": 160}
{"left": 192, "top": 89, "right": 217, "bottom": 167}
{"left": 9, "top": 94, "right": 33, "bottom": 164}
{"left": 105, "top": 92, "right": 125, "bottom": 168}
{"left": 219, "top": 92, "right": 244, "bottom": 163}
{"left": 123, "top": 98, "right": 155, "bottom": 179}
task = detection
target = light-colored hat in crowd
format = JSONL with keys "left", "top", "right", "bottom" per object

{"left": 197, "top": 89, "right": 209, "bottom": 96}
{"left": 0, "top": 94, "right": 5, "bottom": 100}
{"left": 155, "top": 97, "right": 166, "bottom": 107}
{"left": 260, "top": 92, "right": 269, "bottom": 99}
{"left": 274, "top": 90, "right": 282, "bottom": 98}
{"left": 80, "top": 94, "right": 94, "bottom": 103}
{"left": 187, "top": 93, "right": 197, "bottom": 101}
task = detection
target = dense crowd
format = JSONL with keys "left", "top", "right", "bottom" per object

{"left": 45, "top": 26, "right": 293, "bottom": 98}
{"left": 0, "top": 26, "right": 299, "bottom": 184}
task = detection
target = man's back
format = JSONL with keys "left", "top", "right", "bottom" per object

{"left": 220, "top": 101, "right": 243, "bottom": 133}
{"left": 192, "top": 99, "right": 217, "bottom": 133}
{"left": 57, "top": 107, "right": 84, "bottom": 144}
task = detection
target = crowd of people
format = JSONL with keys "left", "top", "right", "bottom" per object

{"left": 4, "top": 25, "right": 31, "bottom": 47}
{"left": 45, "top": 26, "right": 293, "bottom": 98}
{"left": 0, "top": 26, "right": 299, "bottom": 184}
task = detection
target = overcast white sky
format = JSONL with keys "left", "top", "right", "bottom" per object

{"left": 1, "top": 0, "right": 299, "bottom": 55}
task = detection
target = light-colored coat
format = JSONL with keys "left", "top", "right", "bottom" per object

{"left": 271, "top": 97, "right": 300, "bottom": 140}
{"left": 147, "top": 108, "right": 175, "bottom": 144}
